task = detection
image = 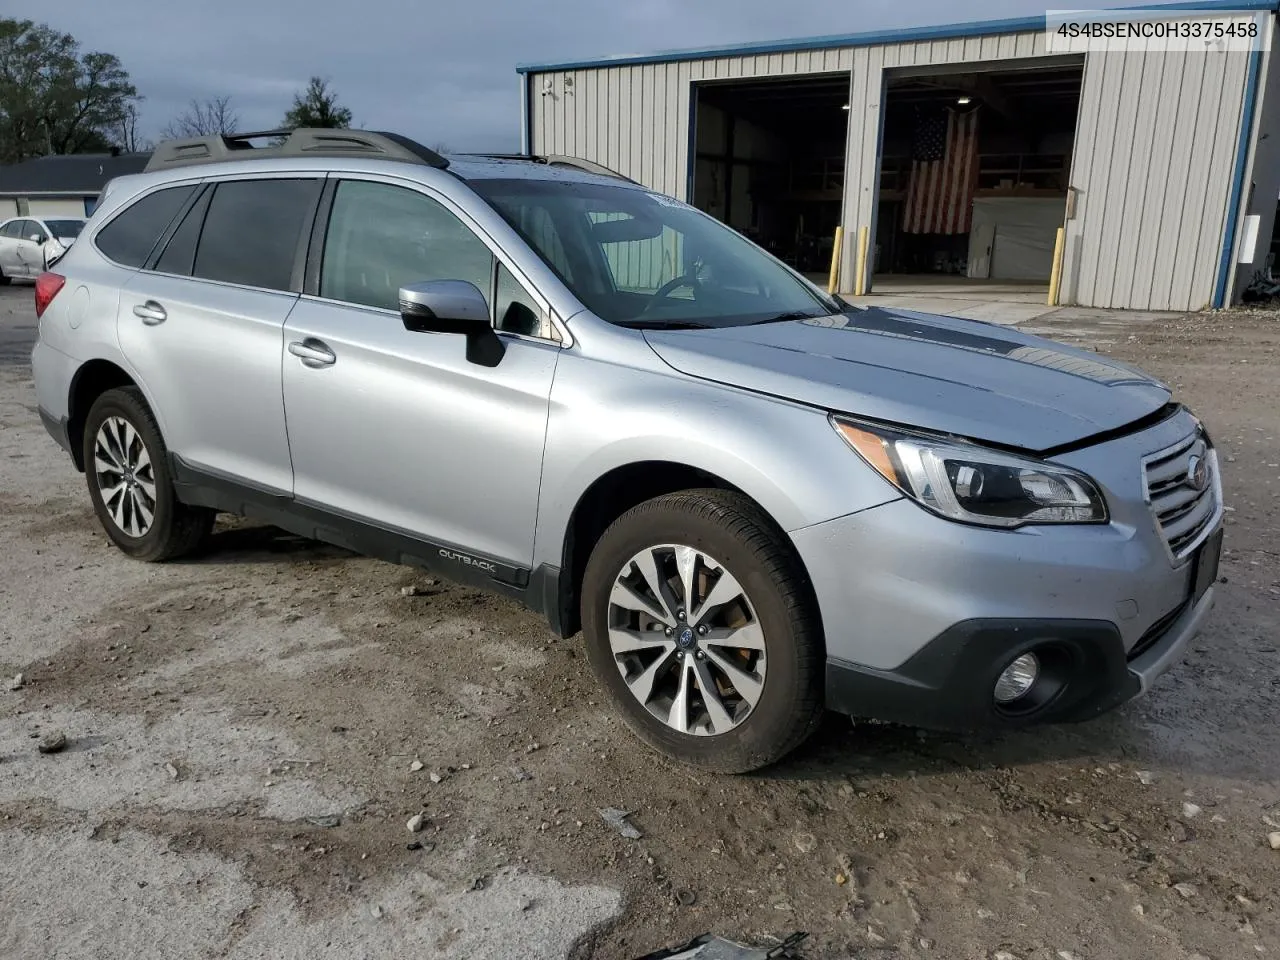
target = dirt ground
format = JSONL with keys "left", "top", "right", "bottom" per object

{"left": 1, "top": 283, "right": 1278, "bottom": 960}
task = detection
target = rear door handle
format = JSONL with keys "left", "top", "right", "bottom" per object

{"left": 132, "top": 301, "right": 167, "bottom": 325}
{"left": 288, "top": 338, "right": 336, "bottom": 368}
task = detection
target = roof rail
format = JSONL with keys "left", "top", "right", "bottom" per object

{"left": 456, "top": 152, "right": 637, "bottom": 184}
{"left": 144, "top": 128, "right": 450, "bottom": 173}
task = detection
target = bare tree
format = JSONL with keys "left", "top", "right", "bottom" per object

{"left": 161, "top": 96, "right": 238, "bottom": 139}
{"left": 114, "top": 101, "right": 151, "bottom": 153}
{"left": 429, "top": 141, "right": 453, "bottom": 155}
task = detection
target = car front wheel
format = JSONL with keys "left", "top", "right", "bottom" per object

{"left": 582, "top": 489, "right": 824, "bottom": 773}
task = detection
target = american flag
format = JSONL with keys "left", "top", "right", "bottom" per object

{"left": 902, "top": 106, "right": 980, "bottom": 235}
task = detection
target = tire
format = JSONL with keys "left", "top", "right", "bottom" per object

{"left": 82, "top": 386, "right": 213, "bottom": 561}
{"left": 0, "top": 264, "right": 10, "bottom": 286}
{"left": 582, "top": 489, "right": 824, "bottom": 773}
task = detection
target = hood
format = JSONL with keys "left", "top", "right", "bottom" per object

{"left": 643, "top": 307, "right": 1171, "bottom": 452}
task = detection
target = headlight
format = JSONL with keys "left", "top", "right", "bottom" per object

{"left": 832, "top": 416, "right": 1107, "bottom": 528}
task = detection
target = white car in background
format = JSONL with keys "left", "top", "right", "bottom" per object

{"left": 0, "top": 216, "right": 86, "bottom": 282}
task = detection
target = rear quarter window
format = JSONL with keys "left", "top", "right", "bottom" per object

{"left": 94, "top": 185, "right": 197, "bottom": 268}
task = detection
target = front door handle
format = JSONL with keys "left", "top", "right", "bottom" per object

{"left": 288, "top": 338, "right": 336, "bottom": 368}
{"left": 132, "top": 300, "right": 167, "bottom": 325}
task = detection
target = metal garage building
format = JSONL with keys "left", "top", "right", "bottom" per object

{"left": 518, "top": 0, "right": 1280, "bottom": 311}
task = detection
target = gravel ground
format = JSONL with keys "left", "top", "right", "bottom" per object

{"left": 1, "top": 283, "right": 1278, "bottom": 959}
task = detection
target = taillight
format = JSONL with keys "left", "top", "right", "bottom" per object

{"left": 34, "top": 272, "right": 66, "bottom": 319}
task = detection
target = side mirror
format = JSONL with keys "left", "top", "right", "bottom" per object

{"left": 398, "top": 280, "right": 505, "bottom": 367}
{"left": 29, "top": 233, "right": 44, "bottom": 245}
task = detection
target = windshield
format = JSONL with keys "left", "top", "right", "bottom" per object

{"left": 469, "top": 178, "right": 837, "bottom": 329}
{"left": 46, "top": 220, "right": 84, "bottom": 241}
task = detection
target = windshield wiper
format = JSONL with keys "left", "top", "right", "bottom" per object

{"left": 747, "top": 311, "right": 824, "bottom": 325}
{"left": 614, "top": 318, "right": 714, "bottom": 330}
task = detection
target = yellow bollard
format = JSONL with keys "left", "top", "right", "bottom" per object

{"left": 855, "top": 225, "right": 870, "bottom": 297}
{"left": 827, "top": 226, "right": 844, "bottom": 295}
{"left": 1047, "top": 226, "right": 1066, "bottom": 306}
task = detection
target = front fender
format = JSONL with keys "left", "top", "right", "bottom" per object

{"left": 532, "top": 348, "right": 899, "bottom": 568}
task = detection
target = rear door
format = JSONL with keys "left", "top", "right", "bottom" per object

{"left": 0, "top": 221, "right": 19, "bottom": 274}
{"left": 15, "top": 220, "right": 50, "bottom": 275}
{"left": 116, "top": 176, "right": 322, "bottom": 492}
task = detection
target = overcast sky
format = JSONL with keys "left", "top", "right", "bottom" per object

{"left": 14, "top": 0, "right": 1108, "bottom": 151}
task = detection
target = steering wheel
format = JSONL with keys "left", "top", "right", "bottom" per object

{"left": 639, "top": 272, "right": 703, "bottom": 315}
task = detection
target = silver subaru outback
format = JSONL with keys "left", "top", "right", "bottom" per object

{"left": 30, "top": 129, "right": 1223, "bottom": 772}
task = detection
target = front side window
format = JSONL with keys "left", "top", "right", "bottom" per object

{"left": 95, "top": 185, "right": 196, "bottom": 268}
{"left": 471, "top": 178, "right": 837, "bottom": 329}
{"left": 192, "top": 179, "right": 320, "bottom": 291}
{"left": 320, "top": 180, "right": 494, "bottom": 313}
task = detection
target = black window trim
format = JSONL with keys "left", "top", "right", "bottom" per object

{"left": 143, "top": 182, "right": 211, "bottom": 273}
{"left": 99, "top": 173, "right": 325, "bottom": 295}
{"left": 301, "top": 173, "right": 568, "bottom": 346}
{"left": 90, "top": 180, "right": 204, "bottom": 270}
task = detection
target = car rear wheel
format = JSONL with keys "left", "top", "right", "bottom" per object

{"left": 82, "top": 387, "right": 213, "bottom": 561}
{"left": 0, "top": 264, "right": 10, "bottom": 285}
{"left": 582, "top": 489, "right": 824, "bottom": 773}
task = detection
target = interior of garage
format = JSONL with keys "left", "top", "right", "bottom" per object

{"left": 690, "top": 75, "right": 849, "bottom": 276}
{"left": 874, "top": 62, "right": 1084, "bottom": 292}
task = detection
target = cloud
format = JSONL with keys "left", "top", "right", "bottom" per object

{"left": 8, "top": 0, "right": 1092, "bottom": 150}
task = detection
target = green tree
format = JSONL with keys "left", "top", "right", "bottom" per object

{"left": 282, "top": 77, "right": 353, "bottom": 130}
{"left": 0, "top": 18, "right": 139, "bottom": 162}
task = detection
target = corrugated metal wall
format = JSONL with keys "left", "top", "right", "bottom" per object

{"left": 1062, "top": 46, "right": 1253, "bottom": 310}
{"left": 527, "top": 30, "right": 1256, "bottom": 311}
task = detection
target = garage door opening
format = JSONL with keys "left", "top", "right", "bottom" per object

{"left": 690, "top": 74, "right": 849, "bottom": 281}
{"left": 873, "top": 60, "right": 1084, "bottom": 300}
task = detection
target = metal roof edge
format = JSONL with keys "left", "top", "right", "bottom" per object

{"left": 515, "top": 0, "right": 1279, "bottom": 73}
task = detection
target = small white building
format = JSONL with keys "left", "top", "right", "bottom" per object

{"left": 0, "top": 153, "right": 149, "bottom": 223}
{"left": 519, "top": 0, "right": 1280, "bottom": 310}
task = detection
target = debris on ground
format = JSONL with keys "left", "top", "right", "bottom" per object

{"left": 37, "top": 731, "right": 67, "bottom": 754}
{"left": 792, "top": 832, "right": 817, "bottom": 854}
{"left": 599, "top": 808, "right": 642, "bottom": 839}
{"left": 409, "top": 759, "right": 424, "bottom": 772}
{"left": 306, "top": 815, "right": 341, "bottom": 828}
{"left": 510, "top": 766, "right": 532, "bottom": 782}
{"left": 429, "top": 772, "right": 443, "bottom": 784}
{"left": 164, "top": 762, "right": 180, "bottom": 781}
{"left": 369, "top": 904, "right": 383, "bottom": 919}
{"left": 1137, "top": 771, "right": 1157, "bottom": 785}
{"left": 8, "top": 672, "right": 23, "bottom": 691}
{"left": 1183, "top": 802, "right": 1203, "bottom": 819}
{"left": 674, "top": 889, "right": 697, "bottom": 907}
{"left": 1174, "top": 883, "right": 1198, "bottom": 899}
{"left": 1268, "top": 832, "right": 1280, "bottom": 850}
{"left": 406, "top": 813, "right": 427, "bottom": 833}
{"left": 633, "top": 932, "right": 807, "bottom": 959}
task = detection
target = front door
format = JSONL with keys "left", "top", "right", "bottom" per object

{"left": 281, "top": 177, "right": 561, "bottom": 570}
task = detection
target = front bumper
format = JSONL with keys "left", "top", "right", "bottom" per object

{"left": 824, "top": 585, "right": 1214, "bottom": 729}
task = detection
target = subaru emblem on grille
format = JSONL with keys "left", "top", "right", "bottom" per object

{"left": 1185, "top": 454, "right": 1208, "bottom": 492}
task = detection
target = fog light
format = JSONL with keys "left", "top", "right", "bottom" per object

{"left": 994, "top": 653, "right": 1039, "bottom": 703}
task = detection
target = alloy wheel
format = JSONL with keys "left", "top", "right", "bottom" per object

{"left": 607, "top": 544, "right": 767, "bottom": 736}
{"left": 93, "top": 416, "right": 157, "bottom": 538}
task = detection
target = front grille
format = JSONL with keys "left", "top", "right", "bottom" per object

{"left": 1142, "top": 430, "right": 1219, "bottom": 562}
{"left": 1127, "top": 600, "right": 1187, "bottom": 662}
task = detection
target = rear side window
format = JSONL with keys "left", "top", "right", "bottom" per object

{"left": 95, "top": 185, "right": 196, "bottom": 267}
{"left": 192, "top": 179, "right": 319, "bottom": 291}
{"left": 1, "top": 221, "right": 21, "bottom": 238}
